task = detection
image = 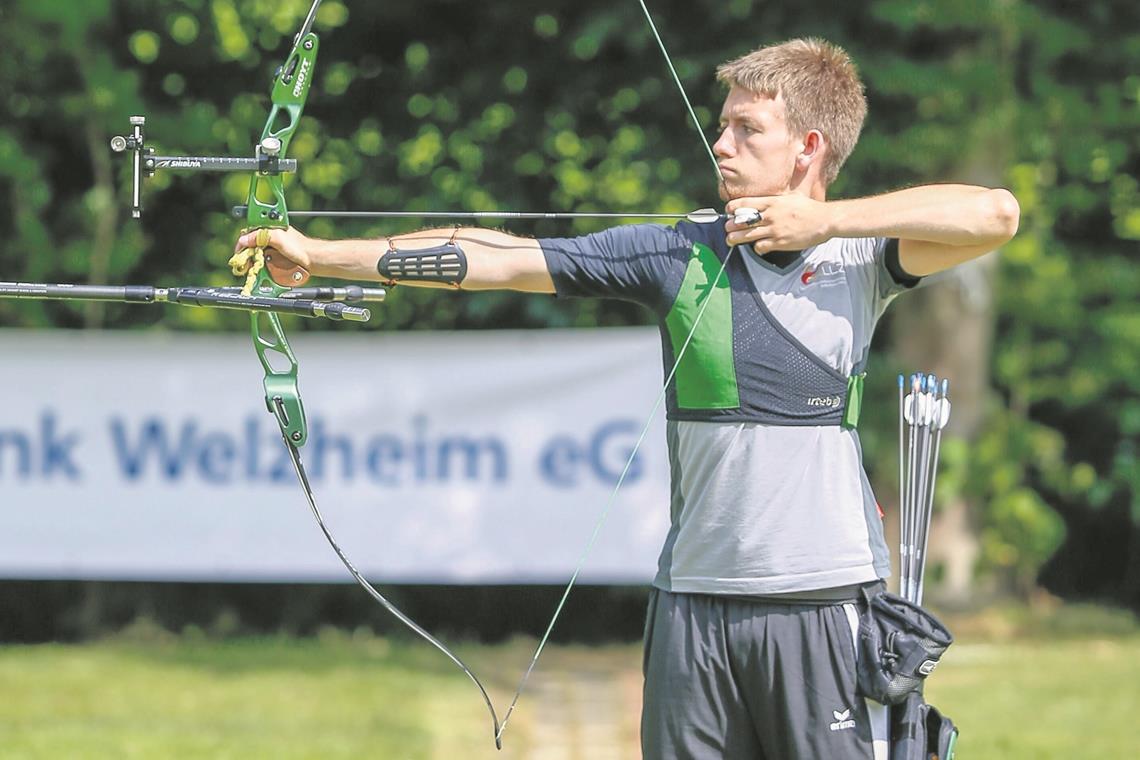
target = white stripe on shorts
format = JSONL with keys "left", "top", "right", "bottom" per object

{"left": 844, "top": 603, "right": 889, "bottom": 760}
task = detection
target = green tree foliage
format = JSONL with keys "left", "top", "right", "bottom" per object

{"left": 0, "top": 0, "right": 1136, "bottom": 605}
{"left": 985, "top": 0, "right": 1139, "bottom": 604}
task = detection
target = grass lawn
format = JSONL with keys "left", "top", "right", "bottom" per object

{"left": 923, "top": 604, "right": 1140, "bottom": 759}
{"left": 0, "top": 607, "right": 1136, "bottom": 759}
{"left": 926, "top": 637, "right": 1140, "bottom": 759}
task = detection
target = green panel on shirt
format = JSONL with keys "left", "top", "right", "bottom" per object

{"left": 665, "top": 243, "right": 739, "bottom": 409}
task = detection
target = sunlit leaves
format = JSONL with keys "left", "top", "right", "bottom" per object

{"left": 534, "top": 14, "right": 559, "bottom": 39}
{"left": 513, "top": 152, "right": 544, "bottom": 176}
{"left": 162, "top": 73, "right": 186, "bottom": 96}
{"left": 211, "top": 0, "right": 249, "bottom": 61}
{"left": 605, "top": 87, "right": 640, "bottom": 117}
{"left": 656, "top": 159, "right": 681, "bottom": 184}
{"left": 352, "top": 120, "right": 384, "bottom": 157}
{"left": 552, "top": 161, "right": 592, "bottom": 200}
{"left": 130, "top": 31, "right": 162, "bottom": 64}
{"left": 1109, "top": 174, "right": 1140, "bottom": 240}
{"left": 399, "top": 126, "right": 444, "bottom": 177}
{"left": 316, "top": 1, "right": 349, "bottom": 29}
{"left": 404, "top": 42, "right": 429, "bottom": 74}
{"left": 981, "top": 487, "right": 1066, "bottom": 584}
{"left": 502, "top": 67, "right": 528, "bottom": 95}
{"left": 550, "top": 130, "right": 584, "bottom": 160}
{"left": 406, "top": 93, "right": 432, "bottom": 119}
{"left": 447, "top": 133, "right": 483, "bottom": 174}
{"left": 322, "top": 62, "right": 355, "bottom": 97}
{"left": 478, "top": 103, "right": 515, "bottom": 136}
{"left": 169, "top": 14, "right": 200, "bottom": 45}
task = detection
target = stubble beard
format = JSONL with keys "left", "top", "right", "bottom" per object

{"left": 717, "top": 176, "right": 785, "bottom": 203}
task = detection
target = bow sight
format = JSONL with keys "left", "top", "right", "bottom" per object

{"left": 110, "top": 117, "right": 297, "bottom": 220}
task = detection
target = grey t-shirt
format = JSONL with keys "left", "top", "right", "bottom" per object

{"left": 540, "top": 221, "right": 917, "bottom": 595}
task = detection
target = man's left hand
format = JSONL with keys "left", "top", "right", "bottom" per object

{"left": 725, "top": 195, "right": 834, "bottom": 255}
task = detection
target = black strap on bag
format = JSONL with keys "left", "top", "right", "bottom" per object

{"left": 856, "top": 586, "right": 953, "bottom": 705}
{"left": 889, "top": 692, "right": 959, "bottom": 760}
{"left": 929, "top": 703, "right": 959, "bottom": 759}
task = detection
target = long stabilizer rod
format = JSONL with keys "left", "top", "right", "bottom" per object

{"left": 0, "top": 282, "right": 372, "bottom": 322}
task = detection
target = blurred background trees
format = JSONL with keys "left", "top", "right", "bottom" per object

{"left": 0, "top": 0, "right": 1137, "bottom": 622}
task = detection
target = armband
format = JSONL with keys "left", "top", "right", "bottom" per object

{"left": 377, "top": 229, "right": 467, "bottom": 287}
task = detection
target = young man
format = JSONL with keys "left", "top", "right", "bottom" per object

{"left": 237, "top": 38, "right": 1017, "bottom": 760}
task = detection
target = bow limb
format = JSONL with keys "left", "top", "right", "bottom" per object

{"left": 282, "top": 435, "right": 505, "bottom": 746}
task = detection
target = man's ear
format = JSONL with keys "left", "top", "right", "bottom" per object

{"left": 797, "top": 129, "right": 825, "bottom": 171}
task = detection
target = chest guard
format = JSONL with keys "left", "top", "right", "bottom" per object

{"left": 662, "top": 242, "right": 864, "bottom": 428}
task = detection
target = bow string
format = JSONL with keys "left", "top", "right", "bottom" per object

{"left": 91, "top": 0, "right": 742, "bottom": 750}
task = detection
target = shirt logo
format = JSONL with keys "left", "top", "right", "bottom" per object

{"left": 829, "top": 708, "right": 856, "bottom": 732}
{"left": 806, "top": 395, "right": 843, "bottom": 408}
{"left": 800, "top": 261, "right": 845, "bottom": 287}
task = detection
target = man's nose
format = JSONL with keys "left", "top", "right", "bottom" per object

{"left": 712, "top": 128, "right": 733, "bottom": 157}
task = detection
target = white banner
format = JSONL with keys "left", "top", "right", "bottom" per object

{"left": 0, "top": 328, "right": 670, "bottom": 584}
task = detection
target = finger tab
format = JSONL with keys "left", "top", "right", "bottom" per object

{"left": 734, "top": 208, "right": 762, "bottom": 225}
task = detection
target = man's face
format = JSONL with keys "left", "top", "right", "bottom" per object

{"left": 713, "top": 86, "right": 802, "bottom": 201}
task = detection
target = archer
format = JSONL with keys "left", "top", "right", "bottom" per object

{"left": 236, "top": 37, "right": 1017, "bottom": 760}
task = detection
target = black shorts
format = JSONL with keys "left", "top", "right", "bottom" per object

{"left": 641, "top": 588, "right": 889, "bottom": 759}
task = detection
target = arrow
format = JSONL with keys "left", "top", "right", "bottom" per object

{"left": 231, "top": 206, "right": 762, "bottom": 226}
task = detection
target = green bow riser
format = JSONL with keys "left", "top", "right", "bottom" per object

{"left": 247, "top": 31, "right": 320, "bottom": 447}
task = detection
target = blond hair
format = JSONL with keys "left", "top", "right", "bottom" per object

{"left": 716, "top": 38, "right": 867, "bottom": 185}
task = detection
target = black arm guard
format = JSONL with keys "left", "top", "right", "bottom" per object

{"left": 377, "top": 241, "right": 468, "bottom": 287}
